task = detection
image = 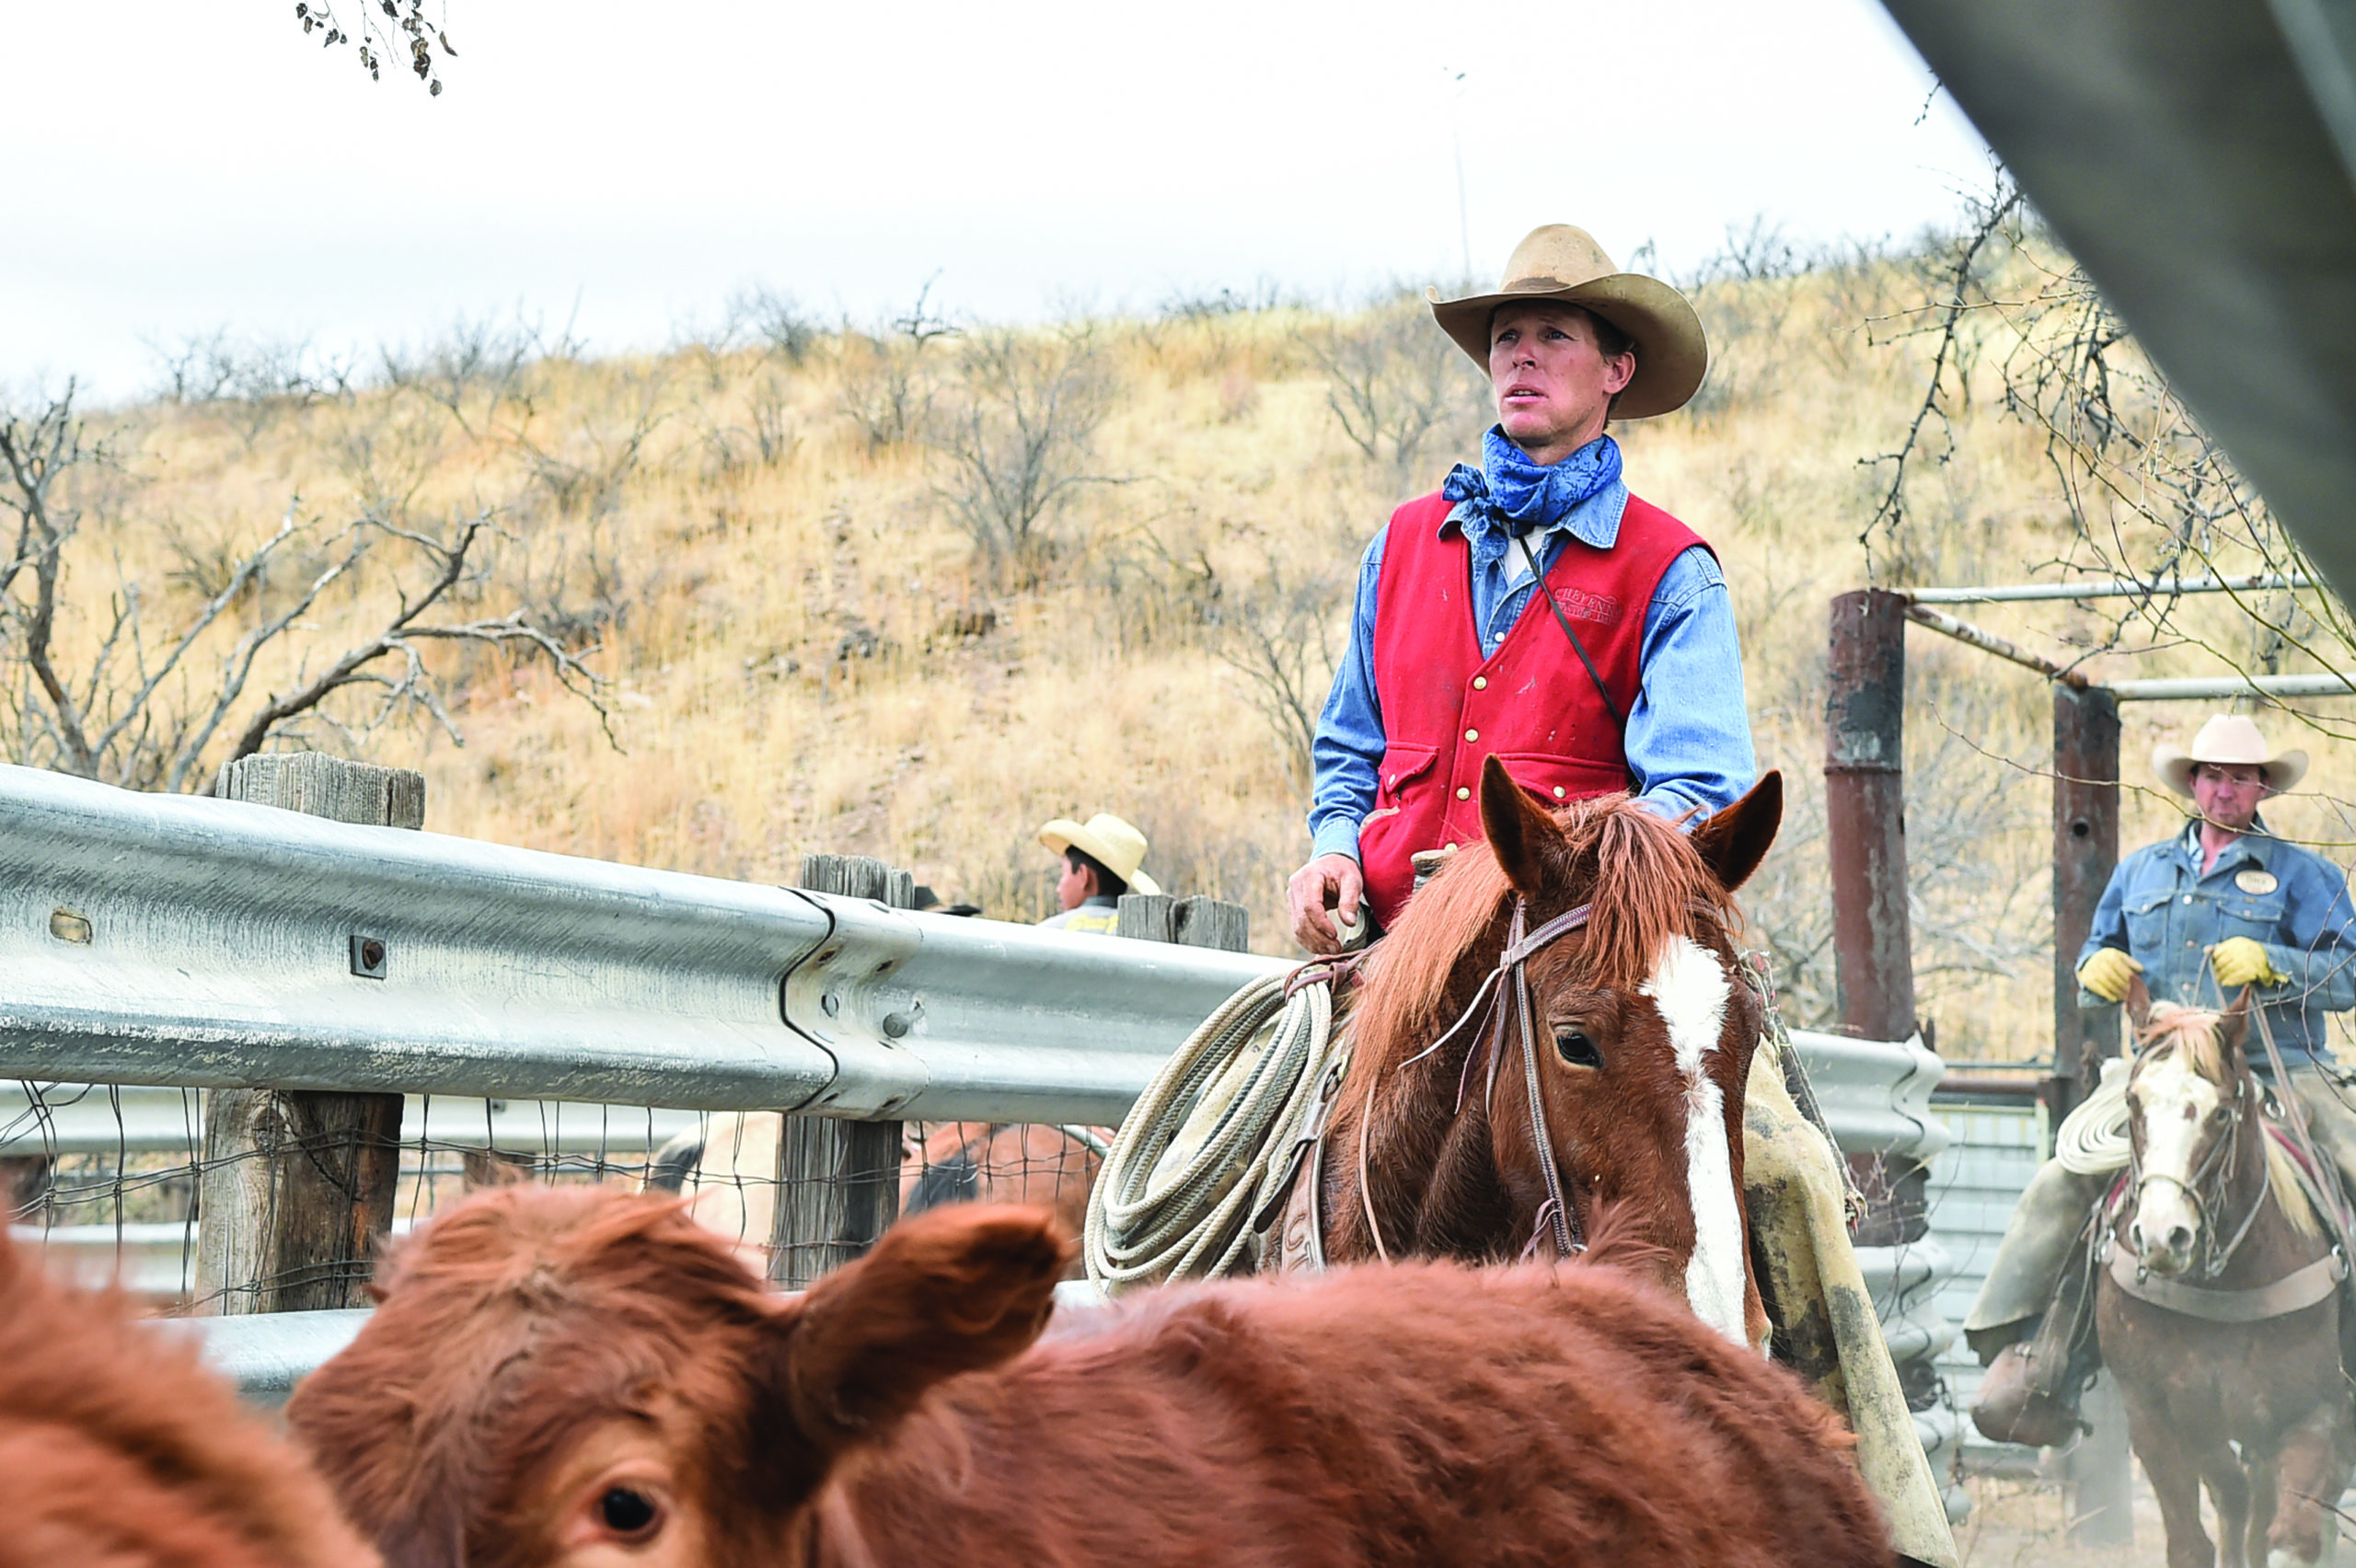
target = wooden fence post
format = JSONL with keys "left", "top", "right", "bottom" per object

{"left": 196, "top": 754, "right": 417, "bottom": 1314}
{"left": 1116, "top": 893, "right": 1249, "bottom": 952}
{"left": 770, "top": 854, "right": 909, "bottom": 1289}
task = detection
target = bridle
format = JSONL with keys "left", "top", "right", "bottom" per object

{"left": 2123, "top": 1057, "right": 2265, "bottom": 1282}
{"left": 1355, "top": 894, "right": 1729, "bottom": 1265}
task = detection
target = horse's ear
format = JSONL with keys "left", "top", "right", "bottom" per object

{"left": 2219, "top": 986, "right": 2254, "bottom": 1061}
{"left": 766, "top": 1205, "right": 1065, "bottom": 1457}
{"left": 2124, "top": 972, "right": 2153, "bottom": 1034}
{"left": 1690, "top": 771, "right": 1783, "bottom": 894}
{"left": 1480, "top": 754, "right": 1568, "bottom": 897}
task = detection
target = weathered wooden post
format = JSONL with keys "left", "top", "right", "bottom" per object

{"left": 196, "top": 753, "right": 417, "bottom": 1313}
{"left": 1115, "top": 893, "right": 1250, "bottom": 952}
{"left": 769, "top": 854, "right": 910, "bottom": 1290}
{"left": 2051, "top": 683, "right": 2132, "bottom": 1548}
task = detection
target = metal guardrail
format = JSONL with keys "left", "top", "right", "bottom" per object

{"left": 0, "top": 765, "right": 1280, "bottom": 1126}
{"left": 2, "top": 764, "right": 1958, "bottom": 1416}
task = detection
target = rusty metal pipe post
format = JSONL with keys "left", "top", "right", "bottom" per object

{"left": 2050, "top": 684, "right": 2122, "bottom": 1127}
{"left": 1826, "top": 591, "right": 1919, "bottom": 1044}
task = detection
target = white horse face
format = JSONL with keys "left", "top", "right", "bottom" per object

{"left": 2126, "top": 1044, "right": 2235, "bottom": 1278}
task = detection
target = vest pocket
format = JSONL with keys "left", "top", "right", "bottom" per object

{"left": 1492, "top": 751, "right": 1631, "bottom": 808}
{"left": 1373, "top": 743, "right": 1439, "bottom": 807}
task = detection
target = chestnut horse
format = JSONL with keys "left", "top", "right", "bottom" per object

{"left": 286, "top": 1185, "right": 1887, "bottom": 1568}
{"left": 2102, "top": 986, "right": 2354, "bottom": 1568}
{"left": 0, "top": 1224, "right": 374, "bottom": 1568}
{"left": 1276, "top": 755, "right": 1783, "bottom": 1348}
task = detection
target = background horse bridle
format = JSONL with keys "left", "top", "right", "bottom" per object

{"left": 2124, "top": 1063, "right": 2263, "bottom": 1282}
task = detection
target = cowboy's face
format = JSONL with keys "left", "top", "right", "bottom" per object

{"left": 2191, "top": 762, "right": 2269, "bottom": 833}
{"left": 1056, "top": 853, "right": 1092, "bottom": 911}
{"left": 1488, "top": 303, "right": 1635, "bottom": 461}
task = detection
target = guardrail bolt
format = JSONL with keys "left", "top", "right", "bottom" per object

{"left": 350, "top": 934, "right": 389, "bottom": 979}
{"left": 48, "top": 908, "right": 93, "bottom": 945}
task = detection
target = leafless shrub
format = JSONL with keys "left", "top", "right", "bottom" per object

{"left": 0, "top": 386, "right": 608, "bottom": 792}
{"left": 838, "top": 282, "right": 957, "bottom": 451}
{"left": 726, "top": 285, "right": 824, "bottom": 364}
{"left": 1207, "top": 556, "right": 1352, "bottom": 787}
{"left": 931, "top": 329, "right": 1119, "bottom": 584}
{"left": 379, "top": 312, "right": 565, "bottom": 439}
{"left": 508, "top": 371, "right": 668, "bottom": 520}
{"left": 1306, "top": 294, "right": 1488, "bottom": 492}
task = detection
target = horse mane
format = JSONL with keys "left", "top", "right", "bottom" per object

{"left": 1352, "top": 794, "right": 1738, "bottom": 1068}
{"left": 2137, "top": 1003, "right": 2228, "bottom": 1081}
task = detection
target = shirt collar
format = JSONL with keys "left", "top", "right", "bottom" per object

{"left": 2179, "top": 818, "right": 2276, "bottom": 871}
{"left": 1440, "top": 478, "right": 1629, "bottom": 552}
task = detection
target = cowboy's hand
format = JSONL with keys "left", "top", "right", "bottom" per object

{"left": 2077, "top": 948, "right": 2143, "bottom": 1003}
{"left": 2211, "top": 937, "right": 2289, "bottom": 989}
{"left": 1288, "top": 854, "right": 1364, "bottom": 956}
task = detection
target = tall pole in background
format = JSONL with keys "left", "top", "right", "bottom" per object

{"left": 1826, "top": 590, "right": 1919, "bottom": 1043}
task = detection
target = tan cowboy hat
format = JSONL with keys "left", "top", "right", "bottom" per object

{"left": 1036, "top": 812, "right": 1162, "bottom": 895}
{"left": 2152, "top": 713, "right": 2309, "bottom": 797}
{"left": 1426, "top": 224, "right": 1709, "bottom": 420}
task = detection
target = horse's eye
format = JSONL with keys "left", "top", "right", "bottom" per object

{"left": 2212, "top": 1105, "right": 2233, "bottom": 1124}
{"left": 598, "top": 1488, "right": 661, "bottom": 1538}
{"left": 1553, "top": 1029, "right": 1601, "bottom": 1069}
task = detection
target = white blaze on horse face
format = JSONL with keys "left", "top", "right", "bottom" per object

{"left": 2131, "top": 1049, "right": 2222, "bottom": 1270}
{"left": 1640, "top": 934, "right": 1749, "bottom": 1347}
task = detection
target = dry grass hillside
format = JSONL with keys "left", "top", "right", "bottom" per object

{"left": 10, "top": 236, "right": 2355, "bottom": 1064}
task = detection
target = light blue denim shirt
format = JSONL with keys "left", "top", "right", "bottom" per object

{"left": 2081, "top": 821, "right": 2356, "bottom": 1062}
{"left": 1307, "top": 478, "right": 1757, "bottom": 861}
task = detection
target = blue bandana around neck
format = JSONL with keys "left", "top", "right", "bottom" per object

{"left": 1441, "top": 428, "right": 1623, "bottom": 581}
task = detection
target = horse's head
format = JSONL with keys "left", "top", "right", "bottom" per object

{"left": 1339, "top": 757, "right": 1782, "bottom": 1348}
{"left": 2121, "top": 984, "right": 2258, "bottom": 1278}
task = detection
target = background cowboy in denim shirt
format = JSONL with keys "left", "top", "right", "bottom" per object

{"left": 1964, "top": 714, "right": 2356, "bottom": 1435}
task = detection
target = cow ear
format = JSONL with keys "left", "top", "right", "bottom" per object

{"left": 1480, "top": 755, "right": 1568, "bottom": 898}
{"left": 1691, "top": 771, "right": 1782, "bottom": 894}
{"left": 768, "top": 1205, "right": 1067, "bottom": 1455}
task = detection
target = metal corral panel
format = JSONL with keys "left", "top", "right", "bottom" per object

{"left": 1923, "top": 1097, "right": 2048, "bottom": 1467}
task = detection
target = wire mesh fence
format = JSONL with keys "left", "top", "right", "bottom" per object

{"left": 3, "top": 1081, "right": 1106, "bottom": 1311}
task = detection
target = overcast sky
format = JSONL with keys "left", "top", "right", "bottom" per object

{"left": 7, "top": 0, "right": 1992, "bottom": 398}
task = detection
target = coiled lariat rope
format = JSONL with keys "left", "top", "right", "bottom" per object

{"left": 1083, "top": 968, "right": 1343, "bottom": 1291}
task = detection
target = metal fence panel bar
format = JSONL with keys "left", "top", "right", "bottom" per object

{"left": 2108, "top": 671, "right": 2356, "bottom": 701}
{"left": 1786, "top": 1029, "right": 1952, "bottom": 1159}
{"left": 1905, "top": 572, "right": 2313, "bottom": 605}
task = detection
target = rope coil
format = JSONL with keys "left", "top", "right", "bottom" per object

{"left": 1083, "top": 970, "right": 1340, "bottom": 1291}
{"left": 2056, "top": 1056, "right": 2133, "bottom": 1175}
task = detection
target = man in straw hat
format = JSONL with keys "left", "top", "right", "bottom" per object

{"left": 1966, "top": 713, "right": 2356, "bottom": 1444}
{"left": 1287, "top": 224, "right": 1756, "bottom": 952}
{"left": 1036, "top": 812, "right": 1161, "bottom": 935}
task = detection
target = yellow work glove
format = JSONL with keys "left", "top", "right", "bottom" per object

{"left": 2077, "top": 948, "right": 2143, "bottom": 1003}
{"left": 2211, "top": 937, "right": 2289, "bottom": 989}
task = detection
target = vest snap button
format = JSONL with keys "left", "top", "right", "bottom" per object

{"left": 1455, "top": 786, "right": 1471, "bottom": 801}
{"left": 1464, "top": 728, "right": 1478, "bottom": 743}
{"left": 1553, "top": 786, "right": 1566, "bottom": 799}
{"left": 1472, "top": 675, "right": 1487, "bottom": 690}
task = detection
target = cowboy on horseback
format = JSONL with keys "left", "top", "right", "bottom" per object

{"left": 1969, "top": 713, "right": 2356, "bottom": 1441}
{"left": 1286, "top": 224, "right": 1756, "bottom": 952}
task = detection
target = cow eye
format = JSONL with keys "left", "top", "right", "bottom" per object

{"left": 599, "top": 1488, "right": 662, "bottom": 1539}
{"left": 1553, "top": 1029, "right": 1601, "bottom": 1068}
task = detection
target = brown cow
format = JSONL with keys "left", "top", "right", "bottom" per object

{"left": 0, "top": 1226, "right": 375, "bottom": 1568}
{"left": 288, "top": 1186, "right": 1888, "bottom": 1568}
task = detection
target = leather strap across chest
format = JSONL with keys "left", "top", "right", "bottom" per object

{"left": 2107, "top": 1244, "right": 2347, "bottom": 1322}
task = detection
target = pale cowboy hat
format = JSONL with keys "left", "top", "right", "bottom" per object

{"left": 2152, "top": 713, "right": 2309, "bottom": 797}
{"left": 1036, "top": 812, "right": 1162, "bottom": 895}
{"left": 1426, "top": 224, "right": 1710, "bottom": 420}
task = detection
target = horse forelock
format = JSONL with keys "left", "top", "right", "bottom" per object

{"left": 1353, "top": 796, "right": 1738, "bottom": 1071}
{"left": 2135, "top": 1003, "right": 2230, "bottom": 1085}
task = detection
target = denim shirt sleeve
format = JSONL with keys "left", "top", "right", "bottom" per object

{"left": 2075, "top": 857, "right": 2137, "bottom": 1006}
{"left": 2258, "top": 851, "right": 2356, "bottom": 1012}
{"left": 1306, "top": 531, "right": 1388, "bottom": 862}
{"left": 1627, "top": 546, "right": 1757, "bottom": 822}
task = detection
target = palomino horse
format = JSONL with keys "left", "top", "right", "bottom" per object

{"left": 286, "top": 1185, "right": 1889, "bottom": 1568}
{"left": 0, "top": 1224, "right": 372, "bottom": 1568}
{"left": 2103, "top": 984, "right": 2354, "bottom": 1568}
{"left": 1276, "top": 755, "right": 1783, "bottom": 1348}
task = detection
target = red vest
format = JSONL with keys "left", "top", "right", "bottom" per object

{"left": 1358, "top": 491, "right": 1709, "bottom": 927}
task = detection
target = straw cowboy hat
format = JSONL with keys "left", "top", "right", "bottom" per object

{"left": 2152, "top": 713, "right": 2309, "bottom": 797}
{"left": 1426, "top": 224, "right": 1710, "bottom": 420}
{"left": 1036, "top": 812, "right": 1162, "bottom": 895}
